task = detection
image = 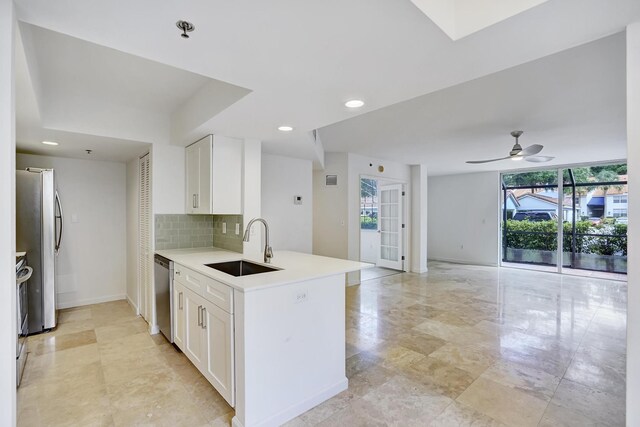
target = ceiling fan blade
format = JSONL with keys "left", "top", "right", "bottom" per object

{"left": 520, "top": 144, "right": 543, "bottom": 156}
{"left": 525, "top": 156, "right": 555, "bottom": 163}
{"left": 466, "top": 156, "right": 511, "bottom": 164}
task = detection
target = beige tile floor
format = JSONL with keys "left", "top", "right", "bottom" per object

{"left": 18, "top": 261, "right": 627, "bottom": 426}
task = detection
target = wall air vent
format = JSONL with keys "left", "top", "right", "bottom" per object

{"left": 326, "top": 175, "right": 338, "bottom": 186}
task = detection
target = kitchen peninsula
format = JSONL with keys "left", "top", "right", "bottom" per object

{"left": 155, "top": 247, "right": 370, "bottom": 427}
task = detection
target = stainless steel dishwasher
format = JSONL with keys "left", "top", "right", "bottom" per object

{"left": 154, "top": 254, "right": 173, "bottom": 343}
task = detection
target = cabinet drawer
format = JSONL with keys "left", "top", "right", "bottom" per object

{"left": 174, "top": 264, "right": 233, "bottom": 314}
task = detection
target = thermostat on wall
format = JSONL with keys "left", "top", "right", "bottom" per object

{"left": 294, "top": 195, "right": 303, "bottom": 205}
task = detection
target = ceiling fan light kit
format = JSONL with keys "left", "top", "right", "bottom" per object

{"left": 466, "top": 130, "right": 554, "bottom": 164}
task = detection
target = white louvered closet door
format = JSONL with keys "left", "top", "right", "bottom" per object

{"left": 139, "top": 154, "right": 150, "bottom": 320}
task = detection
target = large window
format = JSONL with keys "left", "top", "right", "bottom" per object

{"left": 502, "top": 163, "right": 628, "bottom": 274}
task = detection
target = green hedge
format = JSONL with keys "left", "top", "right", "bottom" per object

{"left": 505, "top": 220, "right": 627, "bottom": 256}
{"left": 360, "top": 216, "right": 377, "bottom": 230}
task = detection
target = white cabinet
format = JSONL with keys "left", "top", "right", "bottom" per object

{"left": 173, "top": 264, "right": 235, "bottom": 407}
{"left": 173, "top": 282, "right": 186, "bottom": 351}
{"left": 185, "top": 134, "right": 242, "bottom": 214}
{"left": 201, "top": 300, "right": 234, "bottom": 405}
{"left": 184, "top": 289, "right": 206, "bottom": 367}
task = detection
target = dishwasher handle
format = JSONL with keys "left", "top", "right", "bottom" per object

{"left": 154, "top": 255, "right": 170, "bottom": 268}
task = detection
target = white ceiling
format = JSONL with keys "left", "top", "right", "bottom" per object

{"left": 16, "top": 22, "right": 250, "bottom": 160}
{"left": 14, "top": 0, "right": 640, "bottom": 167}
{"left": 319, "top": 33, "right": 627, "bottom": 176}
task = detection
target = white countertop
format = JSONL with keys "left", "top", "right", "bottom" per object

{"left": 155, "top": 247, "right": 372, "bottom": 292}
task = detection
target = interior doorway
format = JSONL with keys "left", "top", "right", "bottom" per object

{"left": 359, "top": 177, "right": 406, "bottom": 277}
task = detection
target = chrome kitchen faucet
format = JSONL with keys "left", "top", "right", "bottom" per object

{"left": 243, "top": 218, "right": 273, "bottom": 263}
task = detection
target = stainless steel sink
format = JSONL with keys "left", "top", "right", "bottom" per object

{"left": 204, "top": 260, "right": 281, "bottom": 277}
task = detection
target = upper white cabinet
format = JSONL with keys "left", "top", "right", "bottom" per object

{"left": 185, "top": 135, "right": 242, "bottom": 214}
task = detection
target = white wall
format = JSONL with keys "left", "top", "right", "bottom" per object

{"left": 313, "top": 152, "right": 413, "bottom": 284}
{"left": 626, "top": 21, "right": 640, "bottom": 427}
{"left": 261, "top": 154, "right": 312, "bottom": 253}
{"left": 411, "top": 164, "right": 428, "bottom": 273}
{"left": 0, "top": 0, "right": 16, "bottom": 424}
{"left": 243, "top": 139, "right": 263, "bottom": 256}
{"left": 17, "top": 153, "right": 127, "bottom": 308}
{"left": 313, "top": 152, "right": 349, "bottom": 259}
{"left": 126, "top": 158, "right": 139, "bottom": 311}
{"left": 151, "top": 143, "right": 185, "bottom": 215}
{"left": 428, "top": 172, "right": 500, "bottom": 266}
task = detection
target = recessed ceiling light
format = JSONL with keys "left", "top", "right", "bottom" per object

{"left": 345, "top": 99, "right": 365, "bottom": 108}
{"left": 42, "top": 141, "right": 59, "bottom": 146}
{"left": 278, "top": 126, "right": 294, "bottom": 132}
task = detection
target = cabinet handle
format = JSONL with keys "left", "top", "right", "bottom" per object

{"left": 176, "top": 270, "right": 181, "bottom": 276}
{"left": 192, "top": 194, "right": 196, "bottom": 209}
{"left": 179, "top": 292, "right": 183, "bottom": 310}
{"left": 197, "top": 305, "right": 202, "bottom": 326}
{"left": 202, "top": 308, "right": 206, "bottom": 329}
{"left": 196, "top": 193, "right": 199, "bottom": 208}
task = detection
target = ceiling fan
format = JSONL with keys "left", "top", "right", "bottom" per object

{"left": 466, "top": 131, "right": 554, "bottom": 164}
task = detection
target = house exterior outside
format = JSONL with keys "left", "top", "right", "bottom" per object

{"left": 579, "top": 187, "right": 628, "bottom": 219}
{"left": 513, "top": 190, "right": 576, "bottom": 222}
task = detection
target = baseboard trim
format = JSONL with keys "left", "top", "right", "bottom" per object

{"left": 149, "top": 324, "right": 160, "bottom": 335}
{"left": 427, "top": 257, "right": 498, "bottom": 267}
{"left": 126, "top": 295, "right": 139, "bottom": 315}
{"left": 232, "top": 378, "right": 348, "bottom": 427}
{"left": 411, "top": 267, "right": 428, "bottom": 273}
{"left": 56, "top": 294, "right": 126, "bottom": 310}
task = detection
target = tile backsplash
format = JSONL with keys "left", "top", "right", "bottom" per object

{"left": 154, "top": 214, "right": 243, "bottom": 253}
{"left": 213, "top": 215, "right": 244, "bottom": 253}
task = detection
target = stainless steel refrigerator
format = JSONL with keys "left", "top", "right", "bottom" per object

{"left": 16, "top": 168, "right": 63, "bottom": 334}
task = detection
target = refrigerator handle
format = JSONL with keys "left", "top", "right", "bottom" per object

{"left": 55, "top": 190, "right": 63, "bottom": 254}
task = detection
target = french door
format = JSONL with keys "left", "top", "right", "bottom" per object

{"left": 377, "top": 184, "right": 404, "bottom": 270}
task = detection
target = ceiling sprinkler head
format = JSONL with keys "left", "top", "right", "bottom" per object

{"left": 176, "top": 20, "right": 195, "bottom": 39}
{"left": 86, "top": 149, "right": 92, "bottom": 154}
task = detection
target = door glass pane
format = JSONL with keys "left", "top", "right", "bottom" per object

{"left": 502, "top": 169, "right": 559, "bottom": 267}
{"left": 564, "top": 164, "right": 628, "bottom": 274}
{"left": 381, "top": 232, "right": 398, "bottom": 247}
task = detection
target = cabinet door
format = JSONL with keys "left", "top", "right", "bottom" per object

{"left": 185, "top": 142, "right": 200, "bottom": 214}
{"left": 211, "top": 135, "right": 242, "bottom": 214}
{"left": 184, "top": 290, "right": 205, "bottom": 367}
{"left": 173, "top": 282, "right": 186, "bottom": 351}
{"left": 196, "top": 137, "right": 212, "bottom": 214}
{"left": 201, "top": 300, "right": 235, "bottom": 406}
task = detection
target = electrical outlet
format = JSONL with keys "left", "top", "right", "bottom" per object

{"left": 294, "top": 290, "right": 308, "bottom": 304}
{"left": 235, "top": 223, "right": 240, "bottom": 235}
{"left": 222, "top": 222, "right": 227, "bottom": 234}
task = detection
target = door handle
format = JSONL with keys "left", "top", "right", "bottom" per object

{"left": 55, "top": 191, "right": 63, "bottom": 254}
{"left": 179, "top": 292, "right": 183, "bottom": 310}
